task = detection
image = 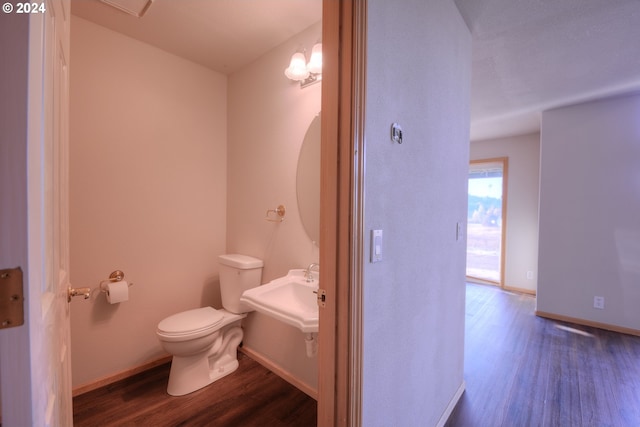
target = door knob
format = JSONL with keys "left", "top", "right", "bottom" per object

{"left": 68, "top": 287, "right": 91, "bottom": 302}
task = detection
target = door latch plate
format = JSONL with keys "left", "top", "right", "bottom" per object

{"left": 316, "top": 289, "right": 326, "bottom": 308}
{"left": 0, "top": 267, "right": 25, "bottom": 329}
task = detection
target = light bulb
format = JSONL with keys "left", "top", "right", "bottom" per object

{"left": 307, "top": 43, "right": 322, "bottom": 75}
{"left": 284, "top": 52, "right": 310, "bottom": 81}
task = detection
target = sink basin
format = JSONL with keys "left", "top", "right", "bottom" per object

{"left": 240, "top": 269, "right": 319, "bottom": 333}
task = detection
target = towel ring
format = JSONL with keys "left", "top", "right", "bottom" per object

{"left": 265, "top": 205, "right": 286, "bottom": 222}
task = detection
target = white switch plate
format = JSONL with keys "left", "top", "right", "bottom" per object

{"left": 371, "top": 229, "right": 383, "bottom": 263}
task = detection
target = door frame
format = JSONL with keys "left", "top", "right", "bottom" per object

{"left": 0, "top": 12, "right": 33, "bottom": 426}
{"left": 0, "top": 2, "right": 72, "bottom": 425}
{"left": 466, "top": 157, "right": 509, "bottom": 287}
{"left": 318, "top": 0, "right": 366, "bottom": 425}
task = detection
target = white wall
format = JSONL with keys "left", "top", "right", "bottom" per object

{"left": 470, "top": 133, "right": 540, "bottom": 293}
{"left": 538, "top": 93, "right": 640, "bottom": 332}
{"left": 227, "top": 22, "right": 321, "bottom": 394}
{"left": 363, "top": 1, "right": 471, "bottom": 425}
{"left": 69, "top": 17, "right": 228, "bottom": 388}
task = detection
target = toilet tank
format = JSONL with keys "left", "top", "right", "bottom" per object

{"left": 218, "top": 254, "right": 264, "bottom": 314}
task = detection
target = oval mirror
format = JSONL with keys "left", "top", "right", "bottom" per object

{"left": 296, "top": 113, "right": 321, "bottom": 244}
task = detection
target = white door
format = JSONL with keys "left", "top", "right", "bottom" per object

{"left": 0, "top": 0, "right": 72, "bottom": 425}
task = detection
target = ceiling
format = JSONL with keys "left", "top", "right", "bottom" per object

{"left": 455, "top": 0, "right": 640, "bottom": 140}
{"left": 71, "top": 0, "right": 640, "bottom": 141}
{"left": 71, "top": 0, "right": 322, "bottom": 73}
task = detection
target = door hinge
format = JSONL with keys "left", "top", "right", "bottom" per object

{"left": 316, "top": 288, "right": 326, "bottom": 308}
{"left": 0, "top": 267, "right": 25, "bottom": 329}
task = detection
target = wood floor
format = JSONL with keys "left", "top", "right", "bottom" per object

{"left": 446, "top": 282, "right": 640, "bottom": 427}
{"left": 73, "top": 352, "right": 317, "bottom": 427}
{"left": 73, "top": 283, "right": 640, "bottom": 427}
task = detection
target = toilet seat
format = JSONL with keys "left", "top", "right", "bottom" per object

{"left": 157, "top": 307, "right": 224, "bottom": 341}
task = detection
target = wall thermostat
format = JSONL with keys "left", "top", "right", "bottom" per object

{"left": 391, "top": 123, "right": 403, "bottom": 144}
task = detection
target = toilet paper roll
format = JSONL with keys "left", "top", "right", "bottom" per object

{"left": 106, "top": 280, "right": 129, "bottom": 304}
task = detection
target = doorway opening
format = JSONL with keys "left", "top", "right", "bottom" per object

{"left": 466, "top": 158, "right": 508, "bottom": 286}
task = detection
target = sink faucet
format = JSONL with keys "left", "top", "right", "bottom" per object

{"left": 305, "top": 263, "right": 319, "bottom": 282}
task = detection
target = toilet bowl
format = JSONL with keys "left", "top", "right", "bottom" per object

{"left": 156, "top": 254, "right": 263, "bottom": 396}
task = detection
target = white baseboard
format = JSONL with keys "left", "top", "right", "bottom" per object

{"left": 239, "top": 346, "right": 318, "bottom": 400}
{"left": 437, "top": 380, "right": 466, "bottom": 427}
{"left": 72, "top": 355, "right": 172, "bottom": 397}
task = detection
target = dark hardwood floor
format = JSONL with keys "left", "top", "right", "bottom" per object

{"left": 74, "top": 283, "right": 640, "bottom": 426}
{"left": 447, "top": 282, "right": 640, "bottom": 427}
{"left": 73, "top": 352, "right": 317, "bottom": 427}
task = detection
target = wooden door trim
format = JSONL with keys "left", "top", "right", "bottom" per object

{"left": 318, "top": 0, "right": 366, "bottom": 426}
{"left": 347, "top": 0, "right": 367, "bottom": 425}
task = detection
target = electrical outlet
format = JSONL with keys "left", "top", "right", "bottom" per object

{"left": 593, "top": 296, "right": 605, "bottom": 309}
{"left": 526, "top": 271, "right": 534, "bottom": 280}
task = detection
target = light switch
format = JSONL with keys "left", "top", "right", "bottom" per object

{"left": 371, "top": 229, "right": 383, "bottom": 263}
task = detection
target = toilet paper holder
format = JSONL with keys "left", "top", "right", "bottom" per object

{"left": 99, "top": 270, "right": 134, "bottom": 293}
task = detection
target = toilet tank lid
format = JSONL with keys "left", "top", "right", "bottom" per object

{"left": 218, "top": 254, "right": 263, "bottom": 269}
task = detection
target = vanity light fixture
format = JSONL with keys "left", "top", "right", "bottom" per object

{"left": 307, "top": 43, "right": 323, "bottom": 74}
{"left": 284, "top": 42, "right": 322, "bottom": 88}
{"left": 284, "top": 52, "right": 310, "bottom": 81}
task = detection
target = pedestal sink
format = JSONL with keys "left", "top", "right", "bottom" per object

{"left": 239, "top": 269, "right": 319, "bottom": 333}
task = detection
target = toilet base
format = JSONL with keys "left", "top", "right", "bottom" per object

{"left": 166, "top": 325, "right": 244, "bottom": 396}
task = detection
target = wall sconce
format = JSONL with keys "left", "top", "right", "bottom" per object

{"left": 284, "top": 43, "right": 322, "bottom": 88}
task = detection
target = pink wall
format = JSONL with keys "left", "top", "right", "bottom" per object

{"left": 69, "top": 17, "right": 227, "bottom": 388}
{"left": 227, "top": 22, "right": 321, "bottom": 394}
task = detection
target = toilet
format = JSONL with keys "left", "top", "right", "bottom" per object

{"left": 156, "top": 254, "right": 263, "bottom": 396}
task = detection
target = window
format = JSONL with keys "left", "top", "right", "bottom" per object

{"left": 466, "top": 158, "right": 507, "bottom": 285}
